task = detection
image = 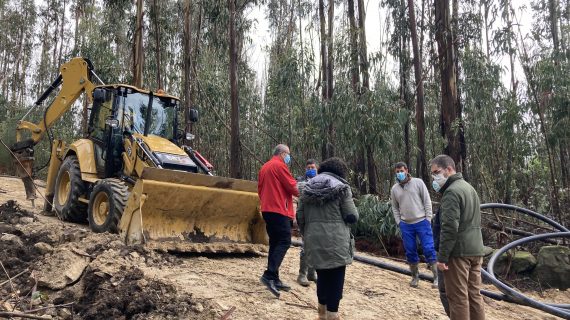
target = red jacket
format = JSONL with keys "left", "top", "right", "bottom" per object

{"left": 258, "top": 155, "right": 300, "bottom": 219}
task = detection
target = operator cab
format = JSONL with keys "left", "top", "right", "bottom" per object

{"left": 88, "top": 85, "right": 197, "bottom": 178}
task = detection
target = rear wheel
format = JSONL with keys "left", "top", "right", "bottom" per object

{"left": 53, "top": 156, "right": 87, "bottom": 222}
{"left": 88, "top": 178, "right": 129, "bottom": 233}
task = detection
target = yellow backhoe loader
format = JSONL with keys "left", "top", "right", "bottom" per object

{"left": 11, "top": 57, "right": 267, "bottom": 253}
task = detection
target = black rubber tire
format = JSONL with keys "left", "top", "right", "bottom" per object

{"left": 53, "top": 155, "right": 87, "bottom": 222}
{"left": 43, "top": 194, "right": 54, "bottom": 212}
{"left": 87, "top": 178, "right": 129, "bottom": 233}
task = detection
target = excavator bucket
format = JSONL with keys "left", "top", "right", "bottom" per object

{"left": 118, "top": 168, "right": 268, "bottom": 254}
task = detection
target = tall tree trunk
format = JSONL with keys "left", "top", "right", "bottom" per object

{"left": 228, "top": 0, "right": 241, "bottom": 178}
{"left": 435, "top": 0, "right": 464, "bottom": 171}
{"left": 399, "top": 0, "right": 412, "bottom": 170}
{"left": 357, "top": 0, "right": 369, "bottom": 90}
{"left": 133, "top": 0, "right": 144, "bottom": 88}
{"left": 408, "top": 0, "right": 429, "bottom": 184}
{"left": 549, "top": 0, "right": 561, "bottom": 55}
{"left": 325, "top": 0, "right": 335, "bottom": 158}
{"left": 358, "top": 0, "right": 376, "bottom": 193}
{"left": 366, "top": 144, "right": 378, "bottom": 194}
{"left": 153, "top": 0, "right": 163, "bottom": 89}
{"left": 183, "top": 0, "right": 193, "bottom": 143}
{"left": 318, "top": 0, "right": 328, "bottom": 102}
{"left": 348, "top": 0, "right": 366, "bottom": 194}
{"left": 347, "top": 0, "right": 360, "bottom": 93}
{"left": 451, "top": 0, "right": 467, "bottom": 176}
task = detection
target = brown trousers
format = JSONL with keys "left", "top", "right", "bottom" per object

{"left": 443, "top": 256, "right": 486, "bottom": 320}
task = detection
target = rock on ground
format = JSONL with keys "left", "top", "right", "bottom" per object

{"left": 532, "top": 245, "right": 570, "bottom": 290}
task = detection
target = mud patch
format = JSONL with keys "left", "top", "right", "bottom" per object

{"left": 0, "top": 199, "right": 36, "bottom": 223}
{"left": 74, "top": 266, "right": 202, "bottom": 320}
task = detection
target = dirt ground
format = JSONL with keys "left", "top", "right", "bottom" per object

{"left": 0, "top": 176, "right": 568, "bottom": 320}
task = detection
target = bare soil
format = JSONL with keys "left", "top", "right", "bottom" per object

{"left": 0, "top": 176, "right": 567, "bottom": 319}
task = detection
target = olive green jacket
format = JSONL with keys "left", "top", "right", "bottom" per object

{"left": 437, "top": 173, "right": 485, "bottom": 263}
{"left": 296, "top": 172, "right": 359, "bottom": 270}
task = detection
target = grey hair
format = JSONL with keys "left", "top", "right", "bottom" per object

{"left": 273, "top": 144, "right": 289, "bottom": 155}
{"left": 430, "top": 155, "right": 456, "bottom": 170}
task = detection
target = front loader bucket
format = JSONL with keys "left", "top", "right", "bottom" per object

{"left": 119, "top": 168, "right": 268, "bottom": 254}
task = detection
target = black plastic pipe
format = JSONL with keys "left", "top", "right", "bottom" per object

{"left": 486, "top": 232, "right": 570, "bottom": 319}
{"left": 291, "top": 239, "right": 512, "bottom": 303}
{"left": 480, "top": 203, "right": 569, "bottom": 232}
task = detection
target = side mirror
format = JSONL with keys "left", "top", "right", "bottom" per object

{"left": 93, "top": 88, "right": 106, "bottom": 103}
{"left": 105, "top": 118, "right": 119, "bottom": 128}
{"left": 188, "top": 108, "right": 199, "bottom": 123}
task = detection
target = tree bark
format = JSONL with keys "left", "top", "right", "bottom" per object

{"left": 435, "top": 0, "right": 464, "bottom": 171}
{"left": 348, "top": 0, "right": 366, "bottom": 194}
{"left": 325, "top": 0, "right": 335, "bottom": 158}
{"left": 183, "top": 0, "right": 193, "bottom": 143}
{"left": 133, "top": 0, "right": 144, "bottom": 88}
{"left": 407, "top": 0, "right": 429, "bottom": 184}
{"left": 153, "top": 0, "right": 163, "bottom": 89}
{"left": 228, "top": 0, "right": 241, "bottom": 178}
{"left": 318, "top": 0, "right": 327, "bottom": 101}
{"left": 347, "top": 0, "right": 360, "bottom": 93}
{"left": 357, "top": 0, "right": 376, "bottom": 193}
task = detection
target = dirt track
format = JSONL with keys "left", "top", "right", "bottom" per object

{"left": 0, "top": 176, "right": 567, "bottom": 319}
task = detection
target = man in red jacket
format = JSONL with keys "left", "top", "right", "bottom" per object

{"left": 258, "top": 144, "right": 300, "bottom": 298}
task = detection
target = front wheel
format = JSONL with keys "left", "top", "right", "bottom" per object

{"left": 88, "top": 178, "right": 129, "bottom": 233}
{"left": 53, "top": 156, "right": 87, "bottom": 222}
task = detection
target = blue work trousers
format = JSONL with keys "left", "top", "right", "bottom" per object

{"left": 399, "top": 219, "right": 437, "bottom": 264}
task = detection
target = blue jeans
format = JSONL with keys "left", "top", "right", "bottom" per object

{"left": 399, "top": 219, "right": 437, "bottom": 264}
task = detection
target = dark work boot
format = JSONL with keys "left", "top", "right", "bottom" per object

{"left": 429, "top": 263, "right": 438, "bottom": 288}
{"left": 275, "top": 279, "right": 291, "bottom": 291}
{"left": 307, "top": 268, "right": 317, "bottom": 282}
{"left": 409, "top": 264, "right": 420, "bottom": 288}
{"left": 260, "top": 276, "right": 280, "bottom": 298}
{"left": 297, "top": 252, "right": 310, "bottom": 286}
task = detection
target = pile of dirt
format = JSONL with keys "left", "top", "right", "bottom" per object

{"left": 70, "top": 266, "right": 202, "bottom": 320}
{"left": 0, "top": 199, "right": 36, "bottom": 224}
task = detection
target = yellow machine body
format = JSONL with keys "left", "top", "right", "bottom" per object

{"left": 13, "top": 57, "right": 268, "bottom": 254}
{"left": 119, "top": 167, "right": 268, "bottom": 253}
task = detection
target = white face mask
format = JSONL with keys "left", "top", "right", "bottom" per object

{"left": 432, "top": 173, "right": 448, "bottom": 192}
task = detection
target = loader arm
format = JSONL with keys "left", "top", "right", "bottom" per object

{"left": 14, "top": 57, "right": 98, "bottom": 148}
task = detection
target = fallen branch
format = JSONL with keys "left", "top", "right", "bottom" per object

{"left": 285, "top": 302, "right": 315, "bottom": 310}
{"left": 25, "top": 302, "right": 75, "bottom": 314}
{"left": 219, "top": 306, "right": 236, "bottom": 320}
{"left": 0, "top": 269, "right": 30, "bottom": 287}
{"left": 0, "top": 311, "right": 51, "bottom": 319}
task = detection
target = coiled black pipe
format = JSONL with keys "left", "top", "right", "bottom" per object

{"left": 480, "top": 203, "right": 569, "bottom": 232}
{"left": 486, "top": 232, "right": 570, "bottom": 319}
{"left": 293, "top": 202, "right": 570, "bottom": 318}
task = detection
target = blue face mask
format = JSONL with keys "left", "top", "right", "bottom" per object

{"left": 284, "top": 154, "right": 291, "bottom": 165}
{"left": 396, "top": 172, "right": 406, "bottom": 182}
{"left": 306, "top": 168, "right": 317, "bottom": 178}
{"left": 432, "top": 181, "right": 441, "bottom": 192}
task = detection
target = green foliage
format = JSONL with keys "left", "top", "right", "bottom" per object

{"left": 352, "top": 194, "right": 400, "bottom": 241}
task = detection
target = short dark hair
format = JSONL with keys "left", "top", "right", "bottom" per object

{"left": 430, "top": 155, "right": 456, "bottom": 170}
{"left": 394, "top": 162, "right": 408, "bottom": 170}
{"left": 318, "top": 157, "right": 348, "bottom": 179}
{"left": 306, "top": 159, "right": 318, "bottom": 166}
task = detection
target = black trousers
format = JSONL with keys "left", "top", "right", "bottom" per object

{"left": 262, "top": 212, "right": 292, "bottom": 281}
{"left": 316, "top": 266, "right": 346, "bottom": 312}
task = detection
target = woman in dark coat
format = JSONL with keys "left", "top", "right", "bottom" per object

{"left": 296, "top": 157, "right": 359, "bottom": 320}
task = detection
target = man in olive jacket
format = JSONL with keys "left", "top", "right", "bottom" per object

{"left": 430, "top": 154, "right": 485, "bottom": 320}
